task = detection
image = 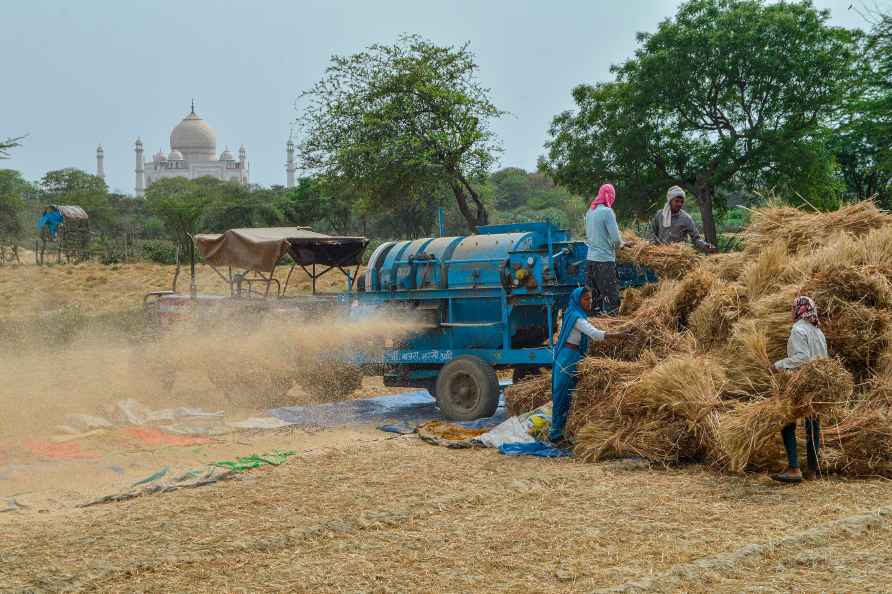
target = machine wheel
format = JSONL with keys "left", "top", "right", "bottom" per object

{"left": 435, "top": 356, "right": 500, "bottom": 421}
{"left": 512, "top": 366, "right": 545, "bottom": 385}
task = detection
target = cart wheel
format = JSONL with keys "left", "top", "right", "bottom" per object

{"left": 435, "top": 356, "right": 499, "bottom": 421}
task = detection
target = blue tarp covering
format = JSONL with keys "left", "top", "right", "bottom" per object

{"left": 268, "top": 384, "right": 510, "bottom": 430}
{"left": 498, "top": 442, "right": 573, "bottom": 458}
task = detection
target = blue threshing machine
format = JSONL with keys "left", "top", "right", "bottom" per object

{"left": 348, "top": 221, "right": 654, "bottom": 420}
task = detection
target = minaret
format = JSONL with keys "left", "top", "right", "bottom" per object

{"left": 238, "top": 145, "right": 248, "bottom": 185}
{"left": 135, "top": 138, "right": 145, "bottom": 197}
{"left": 96, "top": 144, "right": 105, "bottom": 180}
{"left": 286, "top": 138, "right": 296, "bottom": 188}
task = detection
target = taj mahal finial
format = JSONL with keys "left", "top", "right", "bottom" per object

{"left": 190, "top": 98, "right": 195, "bottom": 114}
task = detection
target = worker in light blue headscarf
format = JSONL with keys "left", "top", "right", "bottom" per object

{"left": 548, "top": 287, "right": 628, "bottom": 446}
{"left": 37, "top": 207, "right": 64, "bottom": 240}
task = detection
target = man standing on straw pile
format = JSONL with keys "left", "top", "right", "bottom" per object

{"left": 770, "top": 296, "right": 828, "bottom": 484}
{"left": 549, "top": 287, "right": 628, "bottom": 447}
{"left": 585, "top": 183, "right": 625, "bottom": 315}
{"left": 651, "top": 186, "right": 716, "bottom": 253}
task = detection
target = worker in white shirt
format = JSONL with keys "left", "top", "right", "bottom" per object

{"left": 770, "top": 296, "right": 828, "bottom": 483}
{"left": 548, "top": 287, "right": 628, "bottom": 446}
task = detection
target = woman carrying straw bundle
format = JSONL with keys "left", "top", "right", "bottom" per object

{"left": 549, "top": 287, "right": 628, "bottom": 447}
{"left": 770, "top": 296, "right": 829, "bottom": 483}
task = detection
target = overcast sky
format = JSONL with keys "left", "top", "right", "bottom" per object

{"left": 2, "top": 0, "right": 870, "bottom": 194}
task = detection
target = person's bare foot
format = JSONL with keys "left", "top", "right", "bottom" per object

{"left": 770, "top": 467, "right": 803, "bottom": 483}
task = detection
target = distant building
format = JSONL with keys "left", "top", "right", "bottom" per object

{"left": 95, "top": 102, "right": 298, "bottom": 195}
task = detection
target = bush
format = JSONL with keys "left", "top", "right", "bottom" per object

{"left": 141, "top": 239, "right": 179, "bottom": 264}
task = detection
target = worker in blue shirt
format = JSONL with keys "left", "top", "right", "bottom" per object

{"left": 37, "top": 207, "right": 64, "bottom": 240}
{"left": 585, "top": 183, "right": 625, "bottom": 315}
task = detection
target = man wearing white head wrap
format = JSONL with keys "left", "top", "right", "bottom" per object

{"left": 651, "top": 186, "right": 715, "bottom": 253}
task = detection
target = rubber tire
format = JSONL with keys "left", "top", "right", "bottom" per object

{"left": 435, "top": 356, "right": 500, "bottom": 421}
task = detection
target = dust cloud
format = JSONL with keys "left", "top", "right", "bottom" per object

{"left": 0, "top": 305, "right": 424, "bottom": 439}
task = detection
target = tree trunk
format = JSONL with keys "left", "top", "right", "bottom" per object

{"left": 693, "top": 182, "right": 719, "bottom": 246}
{"left": 449, "top": 179, "right": 488, "bottom": 233}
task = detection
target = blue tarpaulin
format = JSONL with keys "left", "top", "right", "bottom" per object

{"left": 498, "top": 442, "right": 573, "bottom": 458}
{"left": 269, "top": 383, "right": 510, "bottom": 430}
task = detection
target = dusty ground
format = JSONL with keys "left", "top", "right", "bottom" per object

{"left": 3, "top": 261, "right": 892, "bottom": 593}
{"left": 0, "top": 261, "right": 348, "bottom": 320}
{"left": 3, "top": 432, "right": 892, "bottom": 593}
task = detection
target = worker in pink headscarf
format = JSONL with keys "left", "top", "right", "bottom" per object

{"left": 584, "top": 183, "right": 624, "bottom": 315}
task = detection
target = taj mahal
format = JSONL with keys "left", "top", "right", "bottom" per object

{"left": 95, "top": 102, "right": 298, "bottom": 197}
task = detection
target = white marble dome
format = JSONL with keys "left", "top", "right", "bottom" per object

{"left": 170, "top": 110, "right": 216, "bottom": 158}
{"left": 219, "top": 147, "right": 234, "bottom": 161}
{"left": 168, "top": 149, "right": 184, "bottom": 161}
{"left": 152, "top": 150, "right": 167, "bottom": 162}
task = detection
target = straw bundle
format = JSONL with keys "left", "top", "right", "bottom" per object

{"left": 668, "top": 269, "right": 716, "bottom": 329}
{"left": 575, "top": 415, "right": 700, "bottom": 464}
{"left": 745, "top": 288, "right": 799, "bottom": 360}
{"left": 802, "top": 265, "right": 892, "bottom": 315}
{"left": 823, "top": 406, "right": 892, "bottom": 476}
{"left": 740, "top": 240, "right": 802, "bottom": 300}
{"left": 619, "top": 287, "right": 644, "bottom": 316}
{"left": 713, "top": 398, "right": 792, "bottom": 473}
{"left": 504, "top": 372, "right": 552, "bottom": 416}
{"left": 573, "top": 419, "right": 621, "bottom": 461}
{"left": 618, "top": 231, "right": 702, "bottom": 279}
{"left": 721, "top": 320, "right": 782, "bottom": 398}
{"left": 618, "top": 355, "right": 726, "bottom": 429}
{"left": 824, "top": 303, "right": 892, "bottom": 377}
{"left": 779, "top": 358, "right": 854, "bottom": 418}
{"left": 588, "top": 313, "right": 695, "bottom": 361}
{"left": 743, "top": 200, "right": 890, "bottom": 256}
{"left": 566, "top": 356, "right": 653, "bottom": 437}
{"left": 701, "top": 251, "right": 747, "bottom": 282}
{"left": 689, "top": 282, "right": 748, "bottom": 350}
{"left": 740, "top": 204, "right": 805, "bottom": 254}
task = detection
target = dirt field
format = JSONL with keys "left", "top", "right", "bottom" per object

{"left": 0, "top": 261, "right": 347, "bottom": 320}
{"left": 3, "top": 433, "right": 892, "bottom": 593}
{"left": 3, "top": 262, "right": 892, "bottom": 593}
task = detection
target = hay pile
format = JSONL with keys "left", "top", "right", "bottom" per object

{"left": 504, "top": 372, "right": 551, "bottom": 416}
{"left": 619, "top": 230, "right": 702, "bottom": 279}
{"left": 510, "top": 200, "right": 892, "bottom": 476}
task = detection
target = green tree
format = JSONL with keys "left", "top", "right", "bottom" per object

{"left": 0, "top": 170, "right": 31, "bottom": 244}
{"left": 144, "top": 177, "right": 212, "bottom": 249}
{"left": 199, "top": 180, "right": 283, "bottom": 232}
{"left": 544, "top": 0, "right": 856, "bottom": 242}
{"left": 277, "top": 177, "right": 354, "bottom": 234}
{"left": 488, "top": 168, "right": 587, "bottom": 233}
{"left": 832, "top": 13, "right": 892, "bottom": 206}
{"left": 297, "top": 34, "right": 504, "bottom": 232}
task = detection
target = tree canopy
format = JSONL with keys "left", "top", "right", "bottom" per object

{"left": 832, "top": 12, "right": 892, "bottom": 206}
{"left": 544, "top": 0, "right": 857, "bottom": 242}
{"left": 297, "top": 34, "right": 504, "bottom": 232}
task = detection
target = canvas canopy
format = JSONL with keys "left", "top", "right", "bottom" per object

{"left": 194, "top": 227, "right": 367, "bottom": 273}
{"left": 50, "top": 205, "right": 89, "bottom": 220}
